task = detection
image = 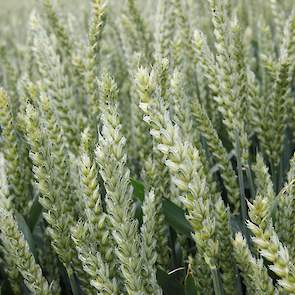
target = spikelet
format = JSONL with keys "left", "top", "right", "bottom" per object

{"left": 136, "top": 65, "right": 222, "bottom": 290}
{"left": 253, "top": 154, "right": 274, "bottom": 202}
{"left": 260, "top": 12, "right": 295, "bottom": 167}
{"left": 0, "top": 89, "right": 27, "bottom": 214}
{"left": 0, "top": 47, "right": 19, "bottom": 105}
{"left": 126, "top": 0, "right": 152, "bottom": 61}
{"left": 141, "top": 189, "right": 162, "bottom": 294}
{"left": 191, "top": 92, "right": 240, "bottom": 212}
{"left": 0, "top": 168, "right": 21, "bottom": 294}
{"left": 23, "top": 102, "right": 76, "bottom": 269}
{"left": 142, "top": 157, "right": 170, "bottom": 267}
{"left": 214, "top": 199, "right": 237, "bottom": 294}
{"left": 275, "top": 152, "right": 295, "bottom": 261}
{"left": 71, "top": 222, "right": 119, "bottom": 295}
{"left": 75, "top": 127, "right": 119, "bottom": 285}
{"left": 42, "top": 0, "right": 73, "bottom": 58}
{"left": 95, "top": 102, "right": 146, "bottom": 294}
{"left": 136, "top": 66, "right": 218, "bottom": 201}
{"left": 247, "top": 196, "right": 295, "bottom": 293}
{"left": 30, "top": 14, "right": 78, "bottom": 150}
{"left": 85, "top": 0, "right": 106, "bottom": 145}
{"left": 193, "top": 30, "right": 219, "bottom": 125}
{"left": 189, "top": 254, "right": 213, "bottom": 294}
{"left": 0, "top": 208, "right": 53, "bottom": 295}
{"left": 170, "top": 69, "right": 193, "bottom": 140}
{"left": 233, "top": 232, "right": 277, "bottom": 295}
{"left": 154, "top": 0, "right": 174, "bottom": 59}
{"left": 207, "top": 0, "right": 238, "bottom": 143}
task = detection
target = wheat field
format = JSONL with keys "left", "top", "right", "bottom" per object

{"left": 0, "top": 0, "right": 295, "bottom": 294}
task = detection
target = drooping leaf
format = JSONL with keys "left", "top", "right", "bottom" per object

{"left": 185, "top": 273, "right": 198, "bottom": 295}
{"left": 131, "top": 178, "right": 144, "bottom": 202}
{"left": 27, "top": 196, "right": 42, "bottom": 231}
{"left": 131, "top": 179, "right": 193, "bottom": 236}
{"left": 157, "top": 269, "right": 185, "bottom": 295}
{"left": 68, "top": 273, "right": 80, "bottom": 295}
{"left": 162, "top": 198, "right": 192, "bottom": 237}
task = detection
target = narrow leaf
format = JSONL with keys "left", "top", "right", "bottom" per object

{"left": 131, "top": 179, "right": 144, "bottom": 202}
{"left": 15, "top": 212, "right": 37, "bottom": 259}
{"left": 157, "top": 269, "right": 185, "bottom": 295}
{"left": 185, "top": 273, "right": 198, "bottom": 295}
{"left": 131, "top": 179, "right": 193, "bottom": 236}
{"left": 27, "top": 196, "right": 42, "bottom": 231}
{"left": 162, "top": 198, "right": 192, "bottom": 237}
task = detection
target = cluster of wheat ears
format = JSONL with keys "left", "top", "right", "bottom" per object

{"left": 0, "top": 0, "right": 295, "bottom": 294}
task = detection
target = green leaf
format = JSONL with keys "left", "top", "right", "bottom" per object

{"left": 185, "top": 273, "right": 198, "bottom": 295}
{"left": 157, "top": 269, "right": 185, "bottom": 295}
{"left": 131, "top": 179, "right": 193, "bottom": 236}
{"left": 68, "top": 271, "right": 80, "bottom": 295}
{"left": 0, "top": 280, "right": 12, "bottom": 295}
{"left": 27, "top": 195, "right": 42, "bottom": 231}
{"left": 131, "top": 179, "right": 144, "bottom": 202}
{"left": 15, "top": 213, "right": 37, "bottom": 259}
{"left": 162, "top": 198, "right": 192, "bottom": 237}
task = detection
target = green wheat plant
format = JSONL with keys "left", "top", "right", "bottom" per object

{"left": 1, "top": 0, "right": 295, "bottom": 294}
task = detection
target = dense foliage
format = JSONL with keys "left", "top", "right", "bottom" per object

{"left": 1, "top": 0, "right": 295, "bottom": 294}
